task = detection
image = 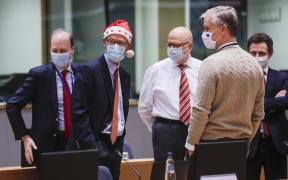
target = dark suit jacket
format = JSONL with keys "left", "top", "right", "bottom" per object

{"left": 6, "top": 62, "right": 80, "bottom": 152}
{"left": 249, "top": 68, "right": 288, "bottom": 158}
{"left": 67, "top": 55, "right": 130, "bottom": 149}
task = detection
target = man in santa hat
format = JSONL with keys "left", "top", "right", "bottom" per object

{"left": 67, "top": 19, "right": 134, "bottom": 180}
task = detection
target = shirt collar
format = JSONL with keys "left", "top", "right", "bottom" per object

{"left": 184, "top": 55, "right": 194, "bottom": 68}
{"left": 263, "top": 66, "right": 269, "bottom": 75}
{"left": 55, "top": 62, "right": 73, "bottom": 73}
{"left": 171, "top": 55, "right": 194, "bottom": 68}
{"left": 217, "top": 41, "right": 238, "bottom": 51}
{"left": 104, "top": 53, "right": 119, "bottom": 75}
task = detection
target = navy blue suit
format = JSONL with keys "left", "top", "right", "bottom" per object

{"left": 248, "top": 68, "right": 288, "bottom": 180}
{"left": 6, "top": 62, "right": 80, "bottom": 165}
{"left": 67, "top": 55, "right": 130, "bottom": 180}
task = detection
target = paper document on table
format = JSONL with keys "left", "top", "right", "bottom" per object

{"left": 200, "top": 173, "right": 237, "bottom": 180}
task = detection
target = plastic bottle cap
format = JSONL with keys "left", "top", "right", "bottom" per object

{"left": 122, "top": 152, "right": 129, "bottom": 160}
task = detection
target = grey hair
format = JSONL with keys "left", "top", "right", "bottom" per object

{"left": 200, "top": 6, "right": 238, "bottom": 37}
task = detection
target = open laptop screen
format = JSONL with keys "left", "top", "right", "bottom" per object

{"left": 188, "top": 139, "right": 248, "bottom": 180}
{"left": 39, "top": 149, "right": 99, "bottom": 180}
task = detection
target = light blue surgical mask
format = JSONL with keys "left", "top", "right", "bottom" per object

{"left": 51, "top": 52, "right": 70, "bottom": 69}
{"left": 106, "top": 44, "right": 126, "bottom": 63}
{"left": 167, "top": 47, "right": 188, "bottom": 63}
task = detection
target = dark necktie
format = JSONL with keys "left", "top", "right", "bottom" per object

{"left": 179, "top": 65, "right": 191, "bottom": 125}
{"left": 110, "top": 68, "right": 119, "bottom": 144}
{"left": 263, "top": 71, "right": 270, "bottom": 136}
{"left": 62, "top": 70, "right": 72, "bottom": 139}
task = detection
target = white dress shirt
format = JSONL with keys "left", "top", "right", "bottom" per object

{"left": 102, "top": 54, "right": 125, "bottom": 136}
{"left": 138, "top": 56, "right": 202, "bottom": 132}
{"left": 56, "top": 63, "right": 74, "bottom": 131}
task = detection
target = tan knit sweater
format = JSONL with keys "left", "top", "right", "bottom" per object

{"left": 186, "top": 45, "right": 265, "bottom": 147}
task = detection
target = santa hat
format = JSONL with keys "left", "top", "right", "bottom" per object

{"left": 103, "top": 19, "right": 134, "bottom": 58}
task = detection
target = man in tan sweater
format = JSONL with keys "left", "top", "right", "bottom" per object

{"left": 185, "top": 6, "right": 265, "bottom": 156}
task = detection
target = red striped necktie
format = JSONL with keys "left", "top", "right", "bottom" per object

{"left": 179, "top": 65, "right": 191, "bottom": 125}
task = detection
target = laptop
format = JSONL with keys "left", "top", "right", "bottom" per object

{"left": 38, "top": 149, "right": 99, "bottom": 180}
{"left": 150, "top": 160, "right": 189, "bottom": 180}
{"left": 188, "top": 139, "right": 248, "bottom": 180}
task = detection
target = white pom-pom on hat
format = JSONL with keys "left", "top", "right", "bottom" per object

{"left": 125, "top": 50, "right": 134, "bottom": 58}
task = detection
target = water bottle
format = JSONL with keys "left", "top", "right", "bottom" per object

{"left": 122, "top": 152, "right": 129, "bottom": 160}
{"left": 165, "top": 152, "right": 176, "bottom": 180}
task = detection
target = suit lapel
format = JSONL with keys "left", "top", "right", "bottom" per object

{"left": 71, "top": 62, "right": 80, "bottom": 75}
{"left": 100, "top": 56, "right": 114, "bottom": 106}
{"left": 119, "top": 67, "right": 129, "bottom": 118}
{"left": 119, "top": 68, "right": 129, "bottom": 101}
{"left": 266, "top": 68, "right": 274, "bottom": 97}
{"left": 47, "top": 63, "right": 58, "bottom": 116}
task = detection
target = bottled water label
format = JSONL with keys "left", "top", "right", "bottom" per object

{"left": 167, "top": 164, "right": 175, "bottom": 173}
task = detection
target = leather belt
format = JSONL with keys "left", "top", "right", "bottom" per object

{"left": 155, "top": 117, "right": 183, "bottom": 125}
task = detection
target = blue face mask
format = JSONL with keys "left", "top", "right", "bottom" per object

{"left": 106, "top": 44, "right": 126, "bottom": 63}
{"left": 51, "top": 52, "right": 70, "bottom": 69}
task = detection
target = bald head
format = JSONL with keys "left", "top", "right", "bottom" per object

{"left": 166, "top": 27, "right": 193, "bottom": 64}
{"left": 168, "top": 26, "right": 193, "bottom": 43}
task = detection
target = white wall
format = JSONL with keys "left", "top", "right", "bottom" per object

{"left": 0, "top": 0, "right": 42, "bottom": 75}
{"left": 135, "top": 0, "right": 159, "bottom": 93}
{"left": 248, "top": 0, "right": 288, "bottom": 70}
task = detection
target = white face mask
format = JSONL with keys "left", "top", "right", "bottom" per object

{"left": 51, "top": 51, "right": 71, "bottom": 69}
{"left": 167, "top": 47, "right": 188, "bottom": 63}
{"left": 255, "top": 55, "right": 269, "bottom": 69}
{"left": 201, "top": 27, "right": 221, "bottom": 49}
{"left": 106, "top": 44, "right": 126, "bottom": 63}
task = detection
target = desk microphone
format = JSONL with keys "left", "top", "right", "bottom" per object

{"left": 116, "top": 150, "right": 142, "bottom": 180}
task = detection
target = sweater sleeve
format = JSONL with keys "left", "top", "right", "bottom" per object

{"left": 138, "top": 66, "right": 156, "bottom": 132}
{"left": 249, "top": 71, "right": 265, "bottom": 143}
{"left": 185, "top": 58, "right": 217, "bottom": 149}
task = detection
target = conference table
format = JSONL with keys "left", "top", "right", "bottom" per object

{"left": 0, "top": 158, "right": 153, "bottom": 180}
{"left": 0, "top": 158, "right": 281, "bottom": 180}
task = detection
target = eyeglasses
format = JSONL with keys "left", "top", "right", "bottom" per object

{"left": 106, "top": 38, "right": 128, "bottom": 47}
{"left": 165, "top": 42, "right": 190, "bottom": 48}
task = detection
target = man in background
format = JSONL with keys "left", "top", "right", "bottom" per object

{"left": 6, "top": 29, "right": 80, "bottom": 166}
{"left": 138, "top": 27, "right": 201, "bottom": 162}
{"left": 247, "top": 33, "right": 288, "bottom": 180}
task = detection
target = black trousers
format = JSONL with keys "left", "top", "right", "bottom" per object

{"left": 97, "top": 134, "right": 124, "bottom": 180}
{"left": 152, "top": 117, "right": 188, "bottom": 162}
{"left": 247, "top": 135, "right": 287, "bottom": 180}
{"left": 54, "top": 131, "right": 69, "bottom": 151}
